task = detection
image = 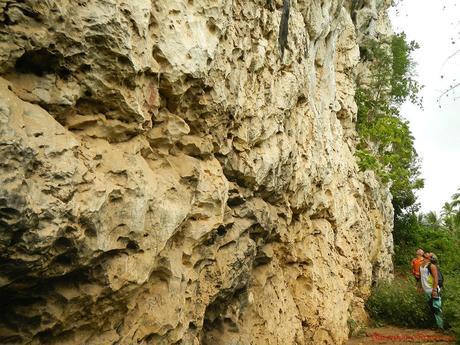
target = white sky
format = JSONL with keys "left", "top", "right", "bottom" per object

{"left": 389, "top": 0, "right": 460, "bottom": 214}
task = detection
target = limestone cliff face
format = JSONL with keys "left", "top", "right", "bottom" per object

{"left": 0, "top": 1, "right": 394, "bottom": 344}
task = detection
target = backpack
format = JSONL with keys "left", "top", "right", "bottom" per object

{"left": 428, "top": 263, "right": 444, "bottom": 288}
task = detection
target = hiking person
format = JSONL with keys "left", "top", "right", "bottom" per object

{"left": 411, "top": 248, "right": 424, "bottom": 288}
{"left": 420, "top": 252, "right": 444, "bottom": 329}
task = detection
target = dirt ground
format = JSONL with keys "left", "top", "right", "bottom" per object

{"left": 346, "top": 326, "right": 456, "bottom": 345}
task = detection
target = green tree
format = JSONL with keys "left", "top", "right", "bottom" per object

{"left": 423, "top": 211, "right": 442, "bottom": 230}
{"left": 441, "top": 202, "right": 456, "bottom": 232}
{"left": 355, "top": 33, "right": 423, "bottom": 217}
{"left": 451, "top": 188, "right": 460, "bottom": 208}
{"left": 443, "top": 188, "right": 460, "bottom": 233}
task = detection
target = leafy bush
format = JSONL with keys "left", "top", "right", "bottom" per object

{"left": 366, "top": 279, "right": 432, "bottom": 328}
{"left": 443, "top": 276, "right": 460, "bottom": 342}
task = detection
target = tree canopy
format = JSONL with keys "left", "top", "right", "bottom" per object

{"left": 355, "top": 33, "right": 423, "bottom": 217}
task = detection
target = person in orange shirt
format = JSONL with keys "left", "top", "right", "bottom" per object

{"left": 411, "top": 248, "right": 424, "bottom": 287}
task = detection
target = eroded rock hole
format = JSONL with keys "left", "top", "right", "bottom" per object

{"left": 0, "top": 207, "right": 21, "bottom": 220}
{"left": 202, "top": 287, "right": 248, "bottom": 342}
{"left": 80, "top": 216, "right": 97, "bottom": 237}
{"left": 53, "top": 251, "right": 76, "bottom": 266}
{"left": 207, "top": 21, "right": 217, "bottom": 34}
{"left": 56, "top": 67, "right": 71, "bottom": 80}
{"left": 54, "top": 237, "right": 73, "bottom": 250}
{"left": 15, "top": 49, "right": 63, "bottom": 76}
{"left": 216, "top": 225, "right": 227, "bottom": 236}
{"left": 126, "top": 240, "right": 139, "bottom": 250}
{"left": 359, "top": 46, "right": 372, "bottom": 62}
{"left": 80, "top": 64, "right": 92, "bottom": 73}
{"left": 37, "top": 329, "right": 53, "bottom": 341}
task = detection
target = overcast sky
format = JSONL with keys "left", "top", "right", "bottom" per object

{"left": 389, "top": 0, "right": 460, "bottom": 214}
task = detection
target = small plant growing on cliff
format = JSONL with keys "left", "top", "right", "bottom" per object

{"left": 347, "top": 317, "right": 367, "bottom": 337}
{"left": 355, "top": 33, "right": 424, "bottom": 216}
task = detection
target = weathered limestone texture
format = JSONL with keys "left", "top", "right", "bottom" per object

{"left": 0, "top": 0, "right": 394, "bottom": 344}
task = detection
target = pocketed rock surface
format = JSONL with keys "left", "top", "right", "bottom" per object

{"left": 0, "top": 0, "right": 394, "bottom": 344}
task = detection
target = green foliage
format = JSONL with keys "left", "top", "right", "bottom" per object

{"left": 347, "top": 317, "right": 367, "bottom": 337}
{"left": 441, "top": 188, "right": 460, "bottom": 233}
{"left": 391, "top": 188, "right": 460, "bottom": 339}
{"left": 443, "top": 276, "right": 460, "bottom": 340}
{"left": 355, "top": 33, "right": 423, "bottom": 216}
{"left": 356, "top": 30, "right": 459, "bottom": 341}
{"left": 390, "top": 34, "right": 422, "bottom": 106}
{"left": 354, "top": 149, "right": 380, "bottom": 172}
{"left": 366, "top": 279, "right": 432, "bottom": 328}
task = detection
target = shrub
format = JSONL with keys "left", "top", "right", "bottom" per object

{"left": 367, "top": 277, "right": 460, "bottom": 343}
{"left": 443, "top": 275, "right": 460, "bottom": 342}
{"left": 366, "top": 279, "right": 432, "bottom": 328}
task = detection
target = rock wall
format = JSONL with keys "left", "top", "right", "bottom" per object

{"left": 0, "top": 0, "right": 394, "bottom": 344}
